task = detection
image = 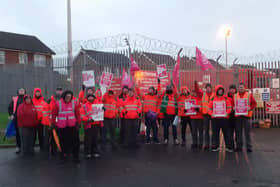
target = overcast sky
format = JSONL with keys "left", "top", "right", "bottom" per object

{"left": 1, "top": 0, "right": 279, "bottom": 56}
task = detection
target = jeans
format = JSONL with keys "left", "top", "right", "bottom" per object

{"left": 191, "top": 119, "right": 203, "bottom": 145}
{"left": 203, "top": 115, "right": 211, "bottom": 146}
{"left": 162, "top": 115, "right": 177, "bottom": 140}
{"left": 145, "top": 113, "right": 159, "bottom": 142}
{"left": 181, "top": 117, "right": 192, "bottom": 142}
{"left": 211, "top": 118, "right": 231, "bottom": 149}
{"left": 235, "top": 117, "right": 252, "bottom": 150}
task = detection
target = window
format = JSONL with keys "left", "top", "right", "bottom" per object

{"left": 34, "top": 54, "right": 46, "bottom": 67}
{"left": 0, "top": 51, "right": 5, "bottom": 64}
{"left": 19, "top": 53, "right": 28, "bottom": 64}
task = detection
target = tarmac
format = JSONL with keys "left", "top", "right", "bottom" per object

{"left": 0, "top": 128, "right": 279, "bottom": 187}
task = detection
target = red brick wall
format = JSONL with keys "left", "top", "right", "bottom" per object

{"left": 5, "top": 50, "right": 19, "bottom": 64}
{"left": 28, "top": 53, "right": 34, "bottom": 63}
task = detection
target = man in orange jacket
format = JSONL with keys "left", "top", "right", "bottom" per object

{"left": 208, "top": 85, "right": 233, "bottom": 152}
{"left": 102, "top": 89, "right": 118, "bottom": 149}
{"left": 32, "top": 88, "right": 48, "bottom": 151}
{"left": 122, "top": 88, "right": 142, "bottom": 148}
{"left": 177, "top": 87, "right": 192, "bottom": 147}
{"left": 142, "top": 87, "right": 160, "bottom": 144}
{"left": 234, "top": 83, "right": 256, "bottom": 153}
{"left": 80, "top": 94, "right": 103, "bottom": 158}
{"left": 118, "top": 86, "right": 129, "bottom": 144}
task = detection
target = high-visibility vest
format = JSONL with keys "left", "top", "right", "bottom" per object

{"left": 143, "top": 94, "right": 158, "bottom": 113}
{"left": 41, "top": 103, "right": 51, "bottom": 126}
{"left": 56, "top": 100, "right": 76, "bottom": 128}
{"left": 123, "top": 97, "right": 141, "bottom": 119}
{"left": 103, "top": 98, "right": 118, "bottom": 118}
{"left": 166, "top": 96, "right": 177, "bottom": 115}
{"left": 177, "top": 95, "right": 191, "bottom": 117}
{"left": 12, "top": 96, "right": 19, "bottom": 114}
{"left": 235, "top": 92, "right": 253, "bottom": 118}
{"left": 32, "top": 99, "right": 46, "bottom": 120}
{"left": 201, "top": 92, "right": 215, "bottom": 115}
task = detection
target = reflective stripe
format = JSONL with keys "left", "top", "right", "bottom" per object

{"left": 58, "top": 117, "right": 66, "bottom": 120}
{"left": 125, "top": 105, "right": 138, "bottom": 107}
{"left": 69, "top": 116, "right": 75, "bottom": 119}
{"left": 144, "top": 100, "right": 157, "bottom": 104}
{"left": 126, "top": 108, "right": 137, "bottom": 111}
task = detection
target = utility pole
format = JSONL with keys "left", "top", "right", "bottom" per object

{"left": 67, "top": 0, "right": 72, "bottom": 64}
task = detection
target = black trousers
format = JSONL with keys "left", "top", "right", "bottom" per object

{"left": 203, "top": 115, "right": 211, "bottom": 146}
{"left": 103, "top": 118, "right": 117, "bottom": 146}
{"left": 14, "top": 117, "right": 21, "bottom": 148}
{"left": 84, "top": 125, "right": 101, "bottom": 155}
{"left": 19, "top": 127, "right": 36, "bottom": 154}
{"left": 124, "top": 119, "right": 139, "bottom": 147}
{"left": 228, "top": 116, "right": 236, "bottom": 149}
{"left": 120, "top": 118, "right": 125, "bottom": 144}
{"left": 235, "top": 117, "right": 252, "bottom": 150}
{"left": 34, "top": 122, "right": 44, "bottom": 150}
{"left": 191, "top": 119, "right": 203, "bottom": 146}
{"left": 57, "top": 127, "right": 80, "bottom": 159}
{"left": 181, "top": 117, "right": 192, "bottom": 142}
{"left": 211, "top": 118, "right": 231, "bottom": 149}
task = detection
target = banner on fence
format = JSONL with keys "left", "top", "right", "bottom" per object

{"left": 213, "top": 101, "right": 226, "bottom": 117}
{"left": 91, "top": 104, "right": 104, "bottom": 121}
{"left": 185, "top": 99, "right": 197, "bottom": 115}
{"left": 100, "top": 72, "right": 113, "bottom": 87}
{"left": 235, "top": 98, "right": 248, "bottom": 116}
{"left": 82, "top": 71, "right": 95, "bottom": 87}
{"left": 253, "top": 88, "right": 271, "bottom": 108}
{"left": 272, "top": 78, "right": 280, "bottom": 89}
{"left": 157, "top": 64, "right": 168, "bottom": 79}
{"left": 266, "top": 101, "right": 280, "bottom": 114}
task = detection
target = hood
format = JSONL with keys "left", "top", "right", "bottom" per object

{"left": 33, "top": 88, "right": 44, "bottom": 101}
{"left": 180, "top": 86, "right": 190, "bottom": 95}
{"left": 215, "top": 85, "right": 224, "bottom": 96}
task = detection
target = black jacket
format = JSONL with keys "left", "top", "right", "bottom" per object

{"left": 8, "top": 95, "right": 24, "bottom": 116}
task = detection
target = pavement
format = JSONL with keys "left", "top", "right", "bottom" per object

{"left": 0, "top": 128, "right": 280, "bottom": 187}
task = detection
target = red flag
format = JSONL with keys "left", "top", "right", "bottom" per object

{"left": 121, "top": 68, "right": 133, "bottom": 88}
{"left": 130, "top": 56, "right": 140, "bottom": 75}
{"left": 172, "top": 55, "right": 180, "bottom": 86}
{"left": 196, "top": 47, "right": 215, "bottom": 71}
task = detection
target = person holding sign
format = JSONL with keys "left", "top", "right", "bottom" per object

{"left": 208, "top": 85, "right": 233, "bottom": 152}
{"left": 80, "top": 94, "right": 103, "bottom": 159}
{"left": 122, "top": 88, "right": 142, "bottom": 148}
{"left": 51, "top": 90, "right": 81, "bottom": 164}
{"left": 177, "top": 87, "right": 192, "bottom": 147}
{"left": 234, "top": 83, "right": 256, "bottom": 153}
{"left": 189, "top": 90, "right": 203, "bottom": 150}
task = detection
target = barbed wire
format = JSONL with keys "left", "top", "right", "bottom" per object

{"left": 51, "top": 33, "right": 280, "bottom": 65}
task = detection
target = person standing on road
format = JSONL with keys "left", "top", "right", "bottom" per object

{"left": 8, "top": 88, "right": 26, "bottom": 154}
{"left": 17, "top": 95, "right": 38, "bottom": 155}
{"left": 52, "top": 90, "right": 81, "bottom": 163}
{"left": 32, "top": 88, "right": 47, "bottom": 152}
{"left": 118, "top": 86, "right": 129, "bottom": 145}
{"left": 227, "top": 84, "right": 237, "bottom": 150}
{"left": 81, "top": 94, "right": 103, "bottom": 159}
{"left": 195, "top": 81, "right": 215, "bottom": 151}
{"left": 177, "top": 86, "right": 192, "bottom": 147}
{"left": 208, "top": 85, "right": 233, "bottom": 152}
{"left": 122, "top": 88, "right": 142, "bottom": 148}
{"left": 234, "top": 83, "right": 256, "bottom": 153}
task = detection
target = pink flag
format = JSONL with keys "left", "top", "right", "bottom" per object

{"left": 121, "top": 68, "right": 133, "bottom": 88}
{"left": 196, "top": 47, "right": 215, "bottom": 71}
{"left": 130, "top": 56, "right": 140, "bottom": 75}
{"left": 172, "top": 55, "right": 180, "bottom": 86}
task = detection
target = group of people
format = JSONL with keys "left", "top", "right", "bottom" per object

{"left": 8, "top": 79, "right": 256, "bottom": 163}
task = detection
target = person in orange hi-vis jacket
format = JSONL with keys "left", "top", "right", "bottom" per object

{"left": 32, "top": 88, "right": 48, "bottom": 152}
{"left": 118, "top": 86, "right": 129, "bottom": 145}
{"left": 122, "top": 88, "right": 142, "bottom": 148}
{"left": 80, "top": 94, "right": 103, "bottom": 159}
{"left": 195, "top": 81, "right": 214, "bottom": 150}
{"left": 233, "top": 82, "right": 256, "bottom": 153}
{"left": 177, "top": 86, "right": 192, "bottom": 147}
{"left": 102, "top": 89, "right": 118, "bottom": 149}
{"left": 208, "top": 85, "right": 233, "bottom": 152}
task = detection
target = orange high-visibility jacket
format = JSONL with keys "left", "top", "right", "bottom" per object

{"left": 103, "top": 92, "right": 118, "bottom": 119}
{"left": 122, "top": 96, "right": 142, "bottom": 119}
{"left": 32, "top": 88, "right": 47, "bottom": 121}
{"left": 143, "top": 94, "right": 158, "bottom": 113}
{"left": 177, "top": 86, "right": 191, "bottom": 117}
{"left": 201, "top": 92, "right": 215, "bottom": 115}
{"left": 41, "top": 103, "right": 51, "bottom": 126}
{"left": 190, "top": 96, "right": 203, "bottom": 119}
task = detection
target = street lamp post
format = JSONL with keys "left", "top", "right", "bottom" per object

{"left": 224, "top": 27, "right": 232, "bottom": 67}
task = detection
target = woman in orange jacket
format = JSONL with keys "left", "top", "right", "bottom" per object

{"left": 208, "top": 85, "right": 233, "bottom": 152}
{"left": 122, "top": 88, "right": 142, "bottom": 148}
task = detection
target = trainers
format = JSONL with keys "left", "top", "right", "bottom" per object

{"left": 146, "top": 140, "right": 151, "bottom": 145}
{"left": 86, "top": 154, "right": 92, "bottom": 159}
{"left": 174, "top": 139, "right": 179, "bottom": 146}
{"left": 93, "top": 153, "right": 100, "bottom": 158}
{"left": 225, "top": 148, "right": 233, "bottom": 153}
{"left": 164, "top": 139, "right": 168, "bottom": 145}
{"left": 247, "top": 148, "right": 253, "bottom": 153}
{"left": 154, "top": 140, "right": 160, "bottom": 144}
{"left": 212, "top": 147, "right": 220, "bottom": 152}
{"left": 15, "top": 147, "right": 21, "bottom": 154}
{"left": 181, "top": 141, "right": 186, "bottom": 147}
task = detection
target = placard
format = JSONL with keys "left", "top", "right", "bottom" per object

{"left": 100, "top": 72, "right": 113, "bottom": 87}
{"left": 266, "top": 101, "right": 280, "bottom": 114}
{"left": 157, "top": 64, "right": 168, "bottom": 79}
{"left": 82, "top": 71, "right": 95, "bottom": 87}
{"left": 235, "top": 98, "right": 248, "bottom": 116}
{"left": 91, "top": 104, "right": 104, "bottom": 121}
{"left": 272, "top": 78, "right": 280, "bottom": 89}
{"left": 185, "top": 99, "right": 197, "bottom": 115}
{"left": 213, "top": 101, "right": 226, "bottom": 117}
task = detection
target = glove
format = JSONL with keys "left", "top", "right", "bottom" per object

{"left": 184, "top": 109, "right": 187, "bottom": 113}
{"left": 9, "top": 115, "right": 14, "bottom": 120}
{"left": 195, "top": 108, "right": 200, "bottom": 112}
{"left": 103, "top": 107, "right": 106, "bottom": 111}
{"left": 87, "top": 119, "right": 94, "bottom": 123}
{"left": 158, "top": 78, "right": 160, "bottom": 84}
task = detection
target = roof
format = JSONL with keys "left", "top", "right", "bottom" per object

{"left": 75, "top": 49, "right": 129, "bottom": 65}
{"left": 230, "top": 64, "right": 256, "bottom": 69}
{"left": 0, "top": 31, "right": 55, "bottom": 55}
